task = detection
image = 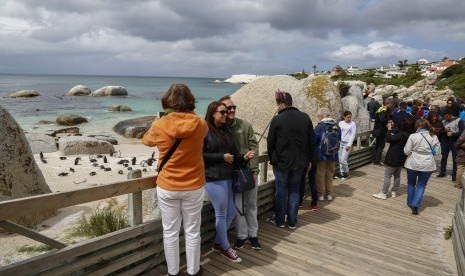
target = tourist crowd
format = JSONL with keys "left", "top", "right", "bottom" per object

{"left": 142, "top": 83, "right": 462, "bottom": 276}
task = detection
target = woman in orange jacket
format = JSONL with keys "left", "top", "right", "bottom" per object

{"left": 142, "top": 83, "right": 207, "bottom": 276}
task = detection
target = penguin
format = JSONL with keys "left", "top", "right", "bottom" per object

{"left": 103, "top": 156, "right": 108, "bottom": 163}
{"left": 39, "top": 152, "right": 44, "bottom": 159}
{"left": 69, "top": 167, "right": 75, "bottom": 172}
{"left": 74, "top": 157, "right": 81, "bottom": 165}
{"left": 60, "top": 157, "right": 67, "bottom": 160}
{"left": 40, "top": 158, "right": 47, "bottom": 164}
{"left": 89, "top": 172, "right": 96, "bottom": 176}
{"left": 131, "top": 157, "right": 136, "bottom": 165}
{"left": 58, "top": 172, "right": 68, "bottom": 177}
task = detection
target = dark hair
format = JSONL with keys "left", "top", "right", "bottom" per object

{"left": 447, "top": 97, "right": 455, "bottom": 103}
{"left": 415, "top": 118, "right": 433, "bottom": 136}
{"left": 398, "top": 117, "right": 413, "bottom": 132}
{"left": 218, "top": 95, "right": 231, "bottom": 102}
{"left": 205, "top": 101, "right": 228, "bottom": 143}
{"left": 343, "top": 111, "right": 352, "bottom": 117}
{"left": 399, "top": 101, "right": 407, "bottom": 110}
{"left": 442, "top": 108, "right": 453, "bottom": 115}
{"left": 161, "top": 83, "right": 196, "bottom": 112}
{"left": 275, "top": 91, "right": 292, "bottom": 106}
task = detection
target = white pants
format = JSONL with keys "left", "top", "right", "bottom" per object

{"left": 157, "top": 186, "right": 205, "bottom": 275}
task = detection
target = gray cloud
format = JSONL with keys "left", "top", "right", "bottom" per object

{"left": 0, "top": 0, "right": 463, "bottom": 77}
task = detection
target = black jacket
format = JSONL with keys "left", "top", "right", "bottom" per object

{"left": 384, "top": 130, "right": 410, "bottom": 167}
{"left": 203, "top": 128, "right": 245, "bottom": 182}
{"left": 267, "top": 106, "right": 315, "bottom": 171}
{"left": 373, "top": 108, "right": 390, "bottom": 138}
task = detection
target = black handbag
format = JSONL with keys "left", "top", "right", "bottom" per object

{"left": 232, "top": 162, "right": 256, "bottom": 216}
{"left": 233, "top": 166, "right": 255, "bottom": 193}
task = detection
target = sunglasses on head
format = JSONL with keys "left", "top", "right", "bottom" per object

{"left": 216, "top": 110, "right": 228, "bottom": 115}
{"left": 226, "top": 105, "right": 237, "bottom": 110}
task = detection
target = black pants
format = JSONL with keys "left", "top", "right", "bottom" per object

{"left": 299, "top": 162, "right": 318, "bottom": 206}
{"left": 372, "top": 136, "right": 386, "bottom": 163}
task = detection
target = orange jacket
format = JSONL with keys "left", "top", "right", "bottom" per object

{"left": 142, "top": 112, "right": 208, "bottom": 191}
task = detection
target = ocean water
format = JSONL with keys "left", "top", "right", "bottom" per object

{"left": 0, "top": 74, "right": 242, "bottom": 138}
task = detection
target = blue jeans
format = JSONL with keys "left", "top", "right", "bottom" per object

{"left": 205, "top": 179, "right": 236, "bottom": 250}
{"left": 273, "top": 167, "right": 303, "bottom": 227}
{"left": 440, "top": 138, "right": 457, "bottom": 180}
{"left": 406, "top": 169, "right": 432, "bottom": 208}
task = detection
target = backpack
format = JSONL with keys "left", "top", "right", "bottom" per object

{"left": 319, "top": 124, "right": 340, "bottom": 156}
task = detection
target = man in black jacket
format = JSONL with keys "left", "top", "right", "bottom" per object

{"left": 267, "top": 91, "right": 314, "bottom": 229}
{"left": 371, "top": 98, "right": 392, "bottom": 165}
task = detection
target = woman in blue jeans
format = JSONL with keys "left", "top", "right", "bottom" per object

{"left": 203, "top": 101, "right": 254, "bottom": 263}
{"left": 403, "top": 119, "right": 440, "bottom": 215}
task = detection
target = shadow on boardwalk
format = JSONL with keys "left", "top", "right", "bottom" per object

{"left": 152, "top": 163, "right": 461, "bottom": 275}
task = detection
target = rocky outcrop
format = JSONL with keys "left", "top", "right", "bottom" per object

{"left": 111, "top": 105, "right": 132, "bottom": 112}
{"left": 0, "top": 106, "right": 54, "bottom": 227}
{"left": 113, "top": 116, "right": 157, "bottom": 139}
{"left": 59, "top": 136, "right": 115, "bottom": 155}
{"left": 66, "top": 85, "right": 92, "bottom": 96}
{"left": 56, "top": 115, "right": 88, "bottom": 126}
{"left": 341, "top": 85, "right": 371, "bottom": 133}
{"left": 91, "top": 86, "right": 128, "bottom": 97}
{"left": 25, "top": 133, "right": 58, "bottom": 154}
{"left": 232, "top": 75, "right": 344, "bottom": 152}
{"left": 88, "top": 135, "right": 119, "bottom": 145}
{"left": 6, "top": 90, "right": 40, "bottom": 98}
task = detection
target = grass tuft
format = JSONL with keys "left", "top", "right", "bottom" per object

{"left": 444, "top": 226, "right": 453, "bottom": 240}
{"left": 17, "top": 244, "right": 53, "bottom": 253}
{"left": 69, "top": 204, "right": 128, "bottom": 238}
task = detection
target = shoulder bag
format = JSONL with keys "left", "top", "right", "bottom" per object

{"left": 157, "top": 138, "right": 182, "bottom": 172}
{"left": 420, "top": 133, "right": 436, "bottom": 156}
{"left": 233, "top": 160, "right": 256, "bottom": 216}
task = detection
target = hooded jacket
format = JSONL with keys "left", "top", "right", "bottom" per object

{"left": 142, "top": 112, "right": 208, "bottom": 191}
{"left": 404, "top": 129, "right": 440, "bottom": 172}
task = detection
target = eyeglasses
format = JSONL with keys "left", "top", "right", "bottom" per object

{"left": 226, "top": 105, "right": 237, "bottom": 110}
{"left": 215, "top": 110, "right": 228, "bottom": 115}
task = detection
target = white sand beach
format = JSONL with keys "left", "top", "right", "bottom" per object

{"left": 0, "top": 140, "right": 159, "bottom": 266}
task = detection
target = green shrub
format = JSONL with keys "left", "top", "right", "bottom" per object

{"left": 444, "top": 226, "right": 453, "bottom": 240}
{"left": 17, "top": 244, "right": 53, "bottom": 253}
{"left": 337, "top": 81, "right": 350, "bottom": 98}
{"left": 69, "top": 205, "right": 128, "bottom": 238}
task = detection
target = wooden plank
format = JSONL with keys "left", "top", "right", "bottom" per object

{"left": 0, "top": 176, "right": 156, "bottom": 221}
{"left": 0, "top": 220, "right": 66, "bottom": 249}
{"left": 127, "top": 169, "right": 143, "bottom": 226}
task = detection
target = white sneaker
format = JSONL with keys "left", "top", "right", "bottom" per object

{"left": 318, "top": 196, "right": 325, "bottom": 201}
{"left": 327, "top": 195, "right": 333, "bottom": 201}
{"left": 373, "top": 192, "right": 387, "bottom": 200}
{"left": 391, "top": 191, "right": 397, "bottom": 198}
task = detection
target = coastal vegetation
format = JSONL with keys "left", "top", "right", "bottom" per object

{"left": 69, "top": 201, "right": 128, "bottom": 238}
{"left": 437, "top": 59, "right": 465, "bottom": 99}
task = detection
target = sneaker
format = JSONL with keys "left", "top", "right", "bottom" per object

{"left": 248, "top": 237, "right": 261, "bottom": 250}
{"left": 318, "top": 195, "right": 325, "bottom": 201}
{"left": 391, "top": 191, "right": 397, "bottom": 198}
{"left": 326, "top": 195, "right": 333, "bottom": 201}
{"left": 288, "top": 225, "right": 296, "bottom": 230}
{"left": 340, "top": 173, "right": 349, "bottom": 180}
{"left": 334, "top": 173, "right": 342, "bottom": 179}
{"left": 437, "top": 173, "right": 446, "bottom": 178}
{"left": 411, "top": 207, "right": 419, "bottom": 215}
{"left": 234, "top": 238, "right": 247, "bottom": 249}
{"left": 379, "top": 162, "right": 385, "bottom": 166}
{"left": 212, "top": 243, "right": 222, "bottom": 252}
{"left": 310, "top": 204, "right": 318, "bottom": 211}
{"left": 269, "top": 219, "right": 285, "bottom": 228}
{"left": 373, "top": 192, "right": 387, "bottom": 200}
{"left": 221, "top": 247, "right": 242, "bottom": 263}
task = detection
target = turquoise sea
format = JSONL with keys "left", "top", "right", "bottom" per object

{"left": 0, "top": 74, "right": 242, "bottom": 137}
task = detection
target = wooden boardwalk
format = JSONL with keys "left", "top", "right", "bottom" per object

{"left": 153, "top": 163, "right": 461, "bottom": 275}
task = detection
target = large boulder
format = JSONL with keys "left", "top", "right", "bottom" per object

{"left": 232, "top": 75, "right": 344, "bottom": 152}
{"left": 341, "top": 85, "right": 371, "bottom": 133}
{"left": 91, "top": 86, "right": 128, "bottom": 97}
{"left": 111, "top": 105, "right": 132, "bottom": 112}
{"left": 59, "top": 136, "right": 115, "bottom": 155}
{"left": 25, "top": 133, "right": 58, "bottom": 154}
{"left": 6, "top": 90, "right": 40, "bottom": 98}
{"left": 113, "top": 116, "right": 157, "bottom": 139}
{"left": 56, "top": 115, "right": 88, "bottom": 126}
{"left": 0, "top": 106, "right": 54, "bottom": 227}
{"left": 67, "top": 85, "right": 91, "bottom": 96}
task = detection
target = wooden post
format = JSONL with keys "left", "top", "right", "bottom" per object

{"left": 259, "top": 154, "right": 268, "bottom": 183}
{"left": 128, "top": 169, "right": 143, "bottom": 226}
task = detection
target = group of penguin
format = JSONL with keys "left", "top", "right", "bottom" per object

{"left": 38, "top": 151, "right": 157, "bottom": 177}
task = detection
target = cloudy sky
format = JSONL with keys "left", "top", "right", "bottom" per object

{"left": 0, "top": 0, "right": 464, "bottom": 78}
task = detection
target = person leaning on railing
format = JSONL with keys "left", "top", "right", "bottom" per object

{"left": 142, "top": 83, "right": 207, "bottom": 276}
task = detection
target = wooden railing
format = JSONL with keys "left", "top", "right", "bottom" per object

{"left": 0, "top": 131, "right": 374, "bottom": 275}
{"left": 453, "top": 178, "right": 465, "bottom": 275}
